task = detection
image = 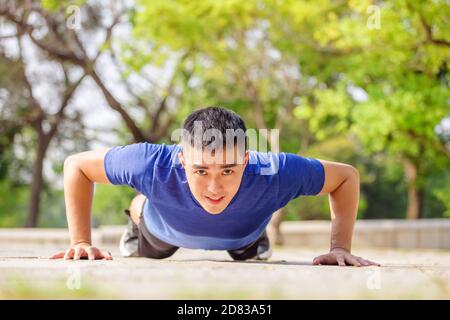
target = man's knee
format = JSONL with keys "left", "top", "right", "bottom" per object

{"left": 227, "top": 230, "right": 270, "bottom": 261}
{"left": 139, "top": 249, "right": 178, "bottom": 259}
{"left": 129, "top": 194, "right": 146, "bottom": 225}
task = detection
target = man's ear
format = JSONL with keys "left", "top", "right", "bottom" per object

{"left": 178, "top": 152, "right": 186, "bottom": 168}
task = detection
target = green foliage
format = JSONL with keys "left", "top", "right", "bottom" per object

{"left": 0, "top": 180, "right": 29, "bottom": 227}
{"left": 91, "top": 184, "right": 135, "bottom": 227}
{"left": 431, "top": 170, "right": 450, "bottom": 218}
{"left": 41, "top": 0, "right": 86, "bottom": 12}
{"left": 1, "top": 0, "right": 449, "bottom": 225}
{"left": 95, "top": 0, "right": 450, "bottom": 220}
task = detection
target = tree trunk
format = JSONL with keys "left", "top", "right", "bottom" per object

{"left": 25, "top": 132, "right": 48, "bottom": 227}
{"left": 403, "top": 159, "right": 423, "bottom": 220}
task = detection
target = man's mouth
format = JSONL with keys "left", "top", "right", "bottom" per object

{"left": 204, "top": 195, "right": 225, "bottom": 205}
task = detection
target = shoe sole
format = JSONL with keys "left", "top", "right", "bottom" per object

{"left": 255, "top": 245, "right": 272, "bottom": 260}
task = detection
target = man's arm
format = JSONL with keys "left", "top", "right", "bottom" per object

{"left": 50, "top": 148, "right": 113, "bottom": 260}
{"left": 318, "top": 160, "right": 359, "bottom": 252}
{"left": 313, "top": 160, "right": 380, "bottom": 267}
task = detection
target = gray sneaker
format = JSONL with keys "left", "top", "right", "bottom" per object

{"left": 119, "top": 209, "right": 139, "bottom": 257}
{"left": 255, "top": 231, "right": 272, "bottom": 260}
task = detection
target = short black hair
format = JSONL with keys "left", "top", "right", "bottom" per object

{"left": 182, "top": 106, "right": 247, "bottom": 150}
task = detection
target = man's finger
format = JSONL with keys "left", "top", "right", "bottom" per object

{"left": 356, "top": 257, "right": 370, "bottom": 266}
{"left": 313, "top": 254, "right": 329, "bottom": 265}
{"left": 336, "top": 255, "right": 346, "bottom": 266}
{"left": 345, "top": 255, "right": 361, "bottom": 267}
{"left": 86, "top": 246, "right": 96, "bottom": 260}
{"left": 74, "top": 247, "right": 83, "bottom": 260}
{"left": 365, "top": 259, "right": 381, "bottom": 266}
{"left": 64, "top": 248, "right": 73, "bottom": 260}
{"left": 49, "top": 252, "right": 65, "bottom": 259}
{"left": 101, "top": 251, "right": 113, "bottom": 260}
{"left": 313, "top": 256, "right": 322, "bottom": 265}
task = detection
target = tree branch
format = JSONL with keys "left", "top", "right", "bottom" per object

{"left": 47, "top": 71, "right": 87, "bottom": 141}
{"left": 419, "top": 14, "right": 450, "bottom": 47}
{"left": 88, "top": 68, "right": 146, "bottom": 142}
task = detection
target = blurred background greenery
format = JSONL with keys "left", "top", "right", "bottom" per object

{"left": 0, "top": 0, "right": 448, "bottom": 231}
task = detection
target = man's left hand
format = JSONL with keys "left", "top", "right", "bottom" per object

{"left": 313, "top": 248, "right": 381, "bottom": 267}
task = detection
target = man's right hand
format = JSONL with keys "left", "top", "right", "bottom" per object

{"left": 49, "top": 242, "right": 113, "bottom": 260}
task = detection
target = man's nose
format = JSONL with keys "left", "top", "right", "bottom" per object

{"left": 207, "top": 177, "right": 224, "bottom": 194}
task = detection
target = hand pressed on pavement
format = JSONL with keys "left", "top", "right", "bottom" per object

{"left": 313, "top": 247, "right": 380, "bottom": 267}
{"left": 49, "top": 242, "right": 113, "bottom": 260}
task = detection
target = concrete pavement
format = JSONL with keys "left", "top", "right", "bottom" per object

{"left": 1, "top": 244, "right": 449, "bottom": 299}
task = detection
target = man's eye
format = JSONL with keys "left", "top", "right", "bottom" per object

{"left": 223, "top": 169, "right": 234, "bottom": 175}
{"left": 195, "top": 170, "right": 207, "bottom": 176}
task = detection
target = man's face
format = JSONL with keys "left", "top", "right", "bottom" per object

{"left": 178, "top": 143, "right": 249, "bottom": 214}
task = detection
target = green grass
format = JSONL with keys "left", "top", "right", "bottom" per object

{"left": 0, "top": 274, "right": 118, "bottom": 299}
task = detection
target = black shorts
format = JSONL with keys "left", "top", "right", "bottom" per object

{"left": 137, "top": 198, "right": 269, "bottom": 260}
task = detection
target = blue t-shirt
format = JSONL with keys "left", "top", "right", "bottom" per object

{"left": 104, "top": 143, "right": 324, "bottom": 250}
